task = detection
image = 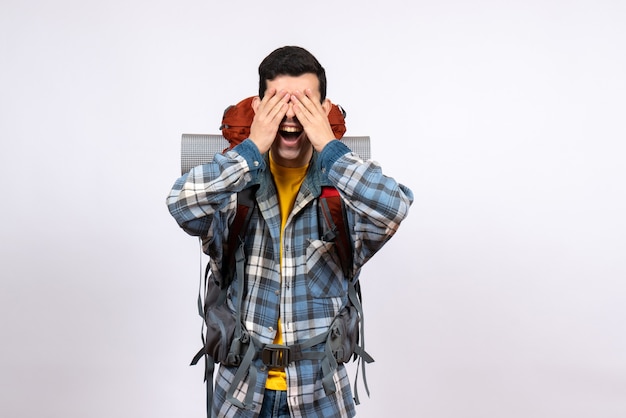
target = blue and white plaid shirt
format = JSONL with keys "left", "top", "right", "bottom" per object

{"left": 167, "top": 139, "right": 413, "bottom": 417}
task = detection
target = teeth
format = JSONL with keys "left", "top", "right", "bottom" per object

{"left": 280, "top": 126, "right": 302, "bottom": 133}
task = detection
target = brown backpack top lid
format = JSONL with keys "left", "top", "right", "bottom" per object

{"left": 220, "top": 96, "right": 347, "bottom": 148}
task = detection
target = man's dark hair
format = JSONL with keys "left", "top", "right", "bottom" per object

{"left": 258, "top": 46, "right": 327, "bottom": 101}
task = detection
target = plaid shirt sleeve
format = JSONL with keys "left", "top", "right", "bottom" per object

{"left": 166, "top": 139, "right": 265, "bottom": 274}
{"left": 166, "top": 139, "right": 264, "bottom": 234}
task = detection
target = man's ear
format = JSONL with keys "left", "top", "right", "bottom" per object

{"left": 252, "top": 96, "right": 260, "bottom": 113}
{"left": 322, "top": 98, "right": 332, "bottom": 115}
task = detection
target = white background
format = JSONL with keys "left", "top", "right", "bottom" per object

{"left": 1, "top": 1, "right": 625, "bottom": 417}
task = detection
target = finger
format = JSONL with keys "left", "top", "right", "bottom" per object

{"left": 262, "top": 90, "right": 288, "bottom": 114}
{"left": 291, "top": 90, "right": 309, "bottom": 110}
{"left": 266, "top": 92, "right": 290, "bottom": 123}
{"left": 259, "top": 88, "right": 278, "bottom": 108}
{"left": 297, "top": 89, "right": 326, "bottom": 117}
{"left": 259, "top": 88, "right": 287, "bottom": 117}
{"left": 290, "top": 92, "right": 313, "bottom": 122}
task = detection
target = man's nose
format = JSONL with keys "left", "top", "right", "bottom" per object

{"left": 285, "top": 102, "right": 296, "bottom": 119}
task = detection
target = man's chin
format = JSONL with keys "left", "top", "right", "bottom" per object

{"left": 271, "top": 138, "right": 313, "bottom": 167}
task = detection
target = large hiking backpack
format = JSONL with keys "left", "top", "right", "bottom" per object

{"left": 180, "top": 99, "right": 373, "bottom": 415}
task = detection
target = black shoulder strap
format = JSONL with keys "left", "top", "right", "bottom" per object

{"left": 220, "top": 186, "right": 257, "bottom": 288}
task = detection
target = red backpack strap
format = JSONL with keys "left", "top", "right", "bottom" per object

{"left": 319, "top": 186, "right": 353, "bottom": 278}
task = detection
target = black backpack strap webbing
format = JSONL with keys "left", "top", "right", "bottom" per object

{"left": 223, "top": 240, "right": 258, "bottom": 410}
{"left": 221, "top": 186, "right": 257, "bottom": 288}
{"left": 348, "top": 280, "right": 374, "bottom": 404}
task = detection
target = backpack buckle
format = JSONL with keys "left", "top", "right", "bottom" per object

{"left": 261, "top": 344, "right": 291, "bottom": 368}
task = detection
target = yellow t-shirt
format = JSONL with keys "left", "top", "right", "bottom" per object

{"left": 265, "top": 153, "right": 309, "bottom": 391}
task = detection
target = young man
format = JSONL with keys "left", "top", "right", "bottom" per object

{"left": 167, "top": 46, "right": 414, "bottom": 417}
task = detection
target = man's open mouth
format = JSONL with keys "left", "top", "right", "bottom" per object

{"left": 279, "top": 125, "right": 303, "bottom": 140}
